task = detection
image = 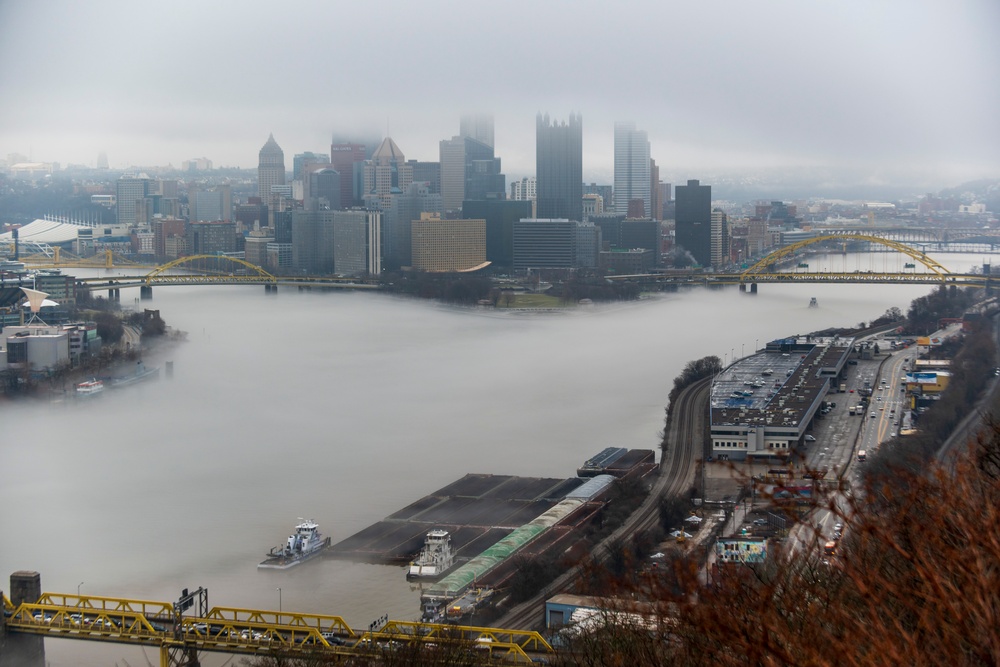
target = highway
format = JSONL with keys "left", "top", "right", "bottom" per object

{"left": 494, "top": 377, "right": 709, "bottom": 630}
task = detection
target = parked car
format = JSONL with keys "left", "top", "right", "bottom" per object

{"left": 805, "top": 435, "right": 816, "bottom": 442}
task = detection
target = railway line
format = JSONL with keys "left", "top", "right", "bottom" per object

{"left": 494, "top": 377, "right": 709, "bottom": 630}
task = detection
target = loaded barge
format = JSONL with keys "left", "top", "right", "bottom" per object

{"left": 329, "top": 448, "right": 656, "bottom": 621}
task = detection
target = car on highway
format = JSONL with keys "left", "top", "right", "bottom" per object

{"left": 870, "top": 412, "right": 877, "bottom": 418}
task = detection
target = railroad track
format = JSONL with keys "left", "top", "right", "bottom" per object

{"left": 495, "top": 377, "right": 710, "bottom": 630}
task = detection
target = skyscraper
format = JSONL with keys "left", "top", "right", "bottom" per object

{"left": 675, "top": 179, "right": 712, "bottom": 267}
{"left": 440, "top": 136, "right": 504, "bottom": 212}
{"left": 613, "top": 122, "right": 651, "bottom": 217}
{"left": 363, "top": 137, "right": 412, "bottom": 211}
{"left": 460, "top": 113, "right": 494, "bottom": 149}
{"left": 258, "top": 134, "right": 286, "bottom": 201}
{"left": 535, "top": 113, "right": 582, "bottom": 222}
{"left": 330, "top": 142, "right": 368, "bottom": 208}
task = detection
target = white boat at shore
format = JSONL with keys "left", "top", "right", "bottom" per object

{"left": 407, "top": 529, "right": 454, "bottom": 580}
{"left": 76, "top": 379, "right": 105, "bottom": 397}
{"left": 259, "top": 519, "right": 331, "bottom": 570}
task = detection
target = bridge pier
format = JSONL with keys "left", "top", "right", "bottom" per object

{"left": 140, "top": 285, "right": 153, "bottom": 300}
{"left": 740, "top": 283, "right": 757, "bottom": 294}
{"left": 2, "top": 571, "right": 44, "bottom": 667}
{"left": 749, "top": 283, "right": 757, "bottom": 294}
{"left": 264, "top": 284, "right": 278, "bottom": 295}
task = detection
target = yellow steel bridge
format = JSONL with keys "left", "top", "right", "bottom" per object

{"left": 9, "top": 235, "right": 996, "bottom": 292}
{"left": 3, "top": 590, "right": 553, "bottom": 666}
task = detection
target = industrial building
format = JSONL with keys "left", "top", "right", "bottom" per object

{"left": 710, "top": 338, "right": 853, "bottom": 460}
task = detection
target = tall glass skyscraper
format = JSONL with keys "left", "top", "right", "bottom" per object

{"left": 535, "top": 113, "right": 583, "bottom": 222}
{"left": 613, "top": 122, "right": 651, "bottom": 218}
{"left": 675, "top": 179, "right": 712, "bottom": 267}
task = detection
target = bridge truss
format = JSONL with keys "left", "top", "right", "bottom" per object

{"left": 3, "top": 591, "right": 553, "bottom": 665}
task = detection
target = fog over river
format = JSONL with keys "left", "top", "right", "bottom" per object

{"left": 0, "top": 252, "right": 987, "bottom": 665}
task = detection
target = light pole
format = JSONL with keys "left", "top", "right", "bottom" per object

{"left": 276, "top": 587, "right": 282, "bottom": 613}
{"left": 755, "top": 338, "right": 759, "bottom": 352}
{"left": 742, "top": 343, "right": 745, "bottom": 359}
{"left": 78, "top": 582, "right": 84, "bottom": 597}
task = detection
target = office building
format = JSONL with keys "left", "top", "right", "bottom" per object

{"left": 333, "top": 210, "right": 381, "bottom": 276}
{"left": 293, "top": 151, "right": 330, "bottom": 182}
{"left": 613, "top": 122, "right": 651, "bottom": 217}
{"left": 536, "top": 113, "right": 582, "bottom": 222}
{"left": 510, "top": 176, "right": 536, "bottom": 202}
{"left": 407, "top": 160, "right": 441, "bottom": 194}
{"left": 650, "top": 159, "right": 661, "bottom": 221}
{"left": 512, "top": 218, "right": 599, "bottom": 270}
{"left": 411, "top": 213, "right": 486, "bottom": 272}
{"left": 463, "top": 199, "right": 534, "bottom": 268}
{"left": 382, "top": 182, "right": 443, "bottom": 270}
{"left": 308, "top": 168, "right": 341, "bottom": 210}
{"left": 258, "top": 134, "right": 286, "bottom": 202}
{"left": 291, "top": 210, "right": 335, "bottom": 274}
{"left": 675, "top": 179, "right": 712, "bottom": 267}
{"left": 582, "top": 193, "right": 603, "bottom": 220}
{"left": 244, "top": 232, "right": 274, "bottom": 269}
{"left": 363, "top": 137, "right": 412, "bottom": 211}
{"left": 460, "top": 113, "right": 494, "bottom": 149}
{"left": 439, "top": 136, "right": 504, "bottom": 211}
{"left": 331, "top": 142, "right": 368, "bottom": 208}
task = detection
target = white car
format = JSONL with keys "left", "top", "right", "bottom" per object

{"left": 805, "top": 434, "right": 816, "bottom": 442}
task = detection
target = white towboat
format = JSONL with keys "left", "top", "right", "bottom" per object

{"left": 407, "top": 529, "right": 454, "bottom": 580}
{"left": 259, "top": 519, "right": 331, "bottom": 570}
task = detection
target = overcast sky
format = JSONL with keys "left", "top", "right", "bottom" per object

{"left": 1, "top": 1, "right": 998, "bottom": 187}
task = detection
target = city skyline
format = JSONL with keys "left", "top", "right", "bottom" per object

{"left": 1, "top": 1, "right": 998, "bottom": 188}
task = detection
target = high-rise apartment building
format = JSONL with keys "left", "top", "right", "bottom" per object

{"left": 613, "top": 122, "right": 651, "bottom": 217}
{"left": 115, "top": 174, "right": 152, "bottom": 226}
{"left": 460, "top": 113, "right": 494, "bottom": 149}
{"left": 258, "top": 134, "right": 286, "bottom": 201}
{"left": 675, "top": 179, "right": 712, "bottom": 267}
{"left": 188, "top": 221, "right": 237, "bottom": 255}
{"left": 536, "top": 113, "right": 583, "bottom": 222}
{"left": 189, "top": 184, "right": 232, "bottom": 222}
{"left": 711, "top": 208, "right": 730, "bottom": 268}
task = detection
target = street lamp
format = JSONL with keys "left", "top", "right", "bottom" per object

{"left": 78, "top": 582, "right": 84, "bottom": 597}
{"left": 755, "top": 338, "right": 759, "bottom": 352}
{"left": 276, "top": 587, "right": 282, "bottom": 613}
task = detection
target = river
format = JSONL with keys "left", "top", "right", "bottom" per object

{"left": 0, "top": 251, "right": 990, "bottom": 666}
